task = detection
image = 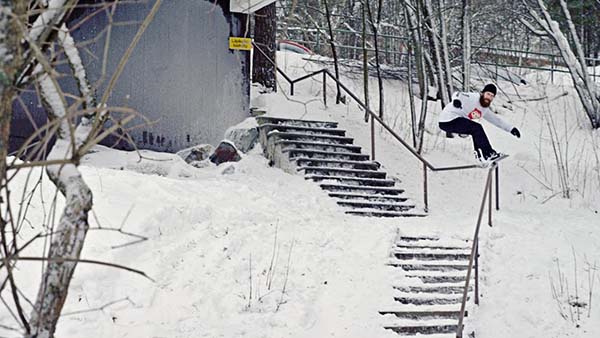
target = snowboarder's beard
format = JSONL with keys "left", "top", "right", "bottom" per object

{"left": 479, "top": 95, "right": 491, "bottom": 108}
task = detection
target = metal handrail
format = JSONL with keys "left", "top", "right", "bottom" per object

{"left": 456, "top": 165, "right": 495, "bottom": 338}
{"left": 252, "top": 40, "right": 500, "bottom": 337}
{"left": 252, "top": 41, "right": 499, "bottom": 212}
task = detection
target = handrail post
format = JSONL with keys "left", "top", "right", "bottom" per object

{"left": 488, "top": 172, "right": 493, "bottom": 227}
{"left": 322, "top": 71, "right": 327, "bottom": 106}
{"left": 495, "top": 166, "right": 500, "bottom": 210}
{"left": 423, "top": 163, "right": 428, "bottom": 213}
{"left": 371, "top": 116, "right": 375, "bottom": 160}
{"left": 475, "top": 242, "right": 480, "bottom": 305}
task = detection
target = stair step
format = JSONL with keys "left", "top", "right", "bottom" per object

{"left": 346, "top": 209, "right": 427, "bottom": 217}
{"left": 278, "top": 140, "right": 362, "bottom": 153}
{"left": 329, "top": 192, "right": 408, "bottom": 203}
{"left": 259, "top": 123, "right": 346, "bottom": 137}
{"left": 393, "top": 248, "right": 471, "bottom": 255}
{"left": 384, "top": 324, "right": 458, "bottom": 335}
{"left": 393, "top": 252, "right": 470, "bottom": 261}
{"left": 406, "top": 275, "right": 469, "bottom": 284}
{"left": 396, "top": 244, "right": 471, "bottom": 251}
{"left": 294, "top": 158, "right": 380, "bottom": 170}
{"left": 379, "top": 310, "right": 466, "bottom": 320}
{"left": 306, "top": 175, "right": 395, "bottom": 187}
{"left": 393, "top": 285, "right": 471, "bottom": 294}
{"left": 320, "top": 183, "right": 404, "bottom": 195}
{"left": 388, "top": 263, "right": 469, "bottom": 271}
{"left": 256, "top": 116, "right": 338, "bottom": 128}
{"left": 286, "top": 149, "right": 369, "bottom": 161}
{"left": 398, "top": 236, "right": 440, "bottom": 242}
{"left": 299, "top": 166, "right": 386, "bottom": 179}
{"left": 337, "top": 200, "right": 415, "bottom": 212}
{"left": 268, "top": 131, "right": 354, "bottom": 144}
{"left": 394, "top": 296, "right": 464, "bottom": 306}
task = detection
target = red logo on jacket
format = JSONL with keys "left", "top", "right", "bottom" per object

{"left": 468, "top": 108, "right": 482, "bottom": 120}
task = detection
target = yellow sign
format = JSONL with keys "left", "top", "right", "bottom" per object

{"left": 229, "top": 37, "right": 252, "bottom": 51}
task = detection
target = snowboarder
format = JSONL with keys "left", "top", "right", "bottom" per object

{"left": 438, "top": 83, "right": 521, "bottom": 164}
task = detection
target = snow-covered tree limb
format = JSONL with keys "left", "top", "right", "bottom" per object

{"left": 522, "top": 0, "right": 600, "bottom": 128}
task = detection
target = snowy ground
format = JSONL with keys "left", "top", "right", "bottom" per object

{"left": 2, "top": 51, "right": 600, "bottom": 338}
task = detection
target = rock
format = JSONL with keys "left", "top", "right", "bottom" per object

{"left": 220, "top": 164, "right": 236, "bottom": 175}
{"left": 224, "top": 118, "right": 258, "bottom": 153}
{"left": 177, "top": 144, "right": 214, "bottom": 163}
{"left": 209, "top": 140, "right": 242, "bottom": 165}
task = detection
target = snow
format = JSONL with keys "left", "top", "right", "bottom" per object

{"left": 29, "top": 0, "right": 68, "bottom": 42}
{"left": 3, "top": 51, "right": 600, "bottom": 338}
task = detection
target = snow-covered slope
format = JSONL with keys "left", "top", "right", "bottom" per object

{"left": 2, "top": 51, "right": 599, "bottom": 338}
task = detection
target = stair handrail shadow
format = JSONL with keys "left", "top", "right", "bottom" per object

{"left": 254, "top": 42, "right": 501, "bottom": 337}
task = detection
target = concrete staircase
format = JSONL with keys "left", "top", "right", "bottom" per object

{"left": 380, "top": 235, "right": 474, "bottom": 337}
{"left": 257, "top": 116, "right": 426, "bottom": 217}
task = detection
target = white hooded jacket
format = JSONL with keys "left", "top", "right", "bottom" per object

{"left": 439, "top": 92, "right": 513, "bottom": 132}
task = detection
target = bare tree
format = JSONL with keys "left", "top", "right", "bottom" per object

{"left": 0, "top": 1, "right": 160, "bottom": 337}
{"left": 364, "top": 0, "right": 385, "bottom": 118}
{"left": 521, "top": 0, "right": 600, "bottom": 128}
{"left": 253, "top": 2, "right": 277, "bottom": 92}
{"left": 322, "top": 0, "right": 342, "bottom": 104}
{"left": 461, "top": 0, "right": 471, "bottom": 90}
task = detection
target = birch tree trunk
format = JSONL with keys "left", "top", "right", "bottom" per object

{"left": 253, "top": 2, "right": 277, "bottom": 92}
{"left": 461, "top": 0, "right": 471, "bottom": 91}
{"left": 422, "top": 0, "right": 448, "bottom": 107}
{"left": 366, "top": 0, "right": 385, "bottom": 118}
{"left": 437, "top": 0, "right": 453, "bottom": 98}
{"left": 403, "top": 1, "right": 425, "bottom": 97}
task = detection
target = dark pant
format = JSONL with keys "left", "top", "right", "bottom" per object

{"left": 439, "top": 118, "right": 495, "bottom": 158}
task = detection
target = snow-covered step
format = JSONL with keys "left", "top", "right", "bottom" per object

{"left": 405, "top": 274, "right": 469, "bottom": 284}
{"left": 337, "top": 200, "right": 415, "bottom": 212}
{"left": 329, "top": 192, "right": 408, "bottom": 203}
{"left": 298, "top": 166, "right": 386, "bottom": 179}
{"left": 277, "top": 140, "right": 362, "bottom": 153}
{"left": 259, "top": 123, "right": 346, "bottom": 137}
{"left": 393, "top": 291, "right": 466, "bottom": 305}
{"left": 393, "top": 285, "right": 471, "bottom": 295}
{"left": 398, "top": 236, "right": 440, "bottom": 242}
{"left": 320, "top": 183, "right": 405, "bottom": 195}
{"left": 346, "top": 209, "right": 427, "bottom": 218}
{"left": 306, "top": 175, "right": 395, "bottom": 187}
{"left": 395, "top": 243, "right": 471, "bottom": 251}
{"left": 256, "top": 116, "right": 338, "bottom": 128}
{"left": 294, "top": 157, "right": 380, "bottom": 170}
{"left": 388, "top": 263, "right": 469, "bottom": 272}
{"left": 382, "top": 317, "right": 459, "bottom": 327}
{"left": 285, "top": 149, "right": 370, "bottom": 161}
{"left": 393, "top": 251, "right": 470, "bottom": 261}
{"left": 268, "top": 131, "right": 354, "bottom": 145}
{"left": 393, "top": 248, "right": 471, "bottom": 255}
{"left": 383, "top": 323, "right": 458, "bottom": 335}
{"left": 379, "top": 310, "right": 465, "bottom": 320}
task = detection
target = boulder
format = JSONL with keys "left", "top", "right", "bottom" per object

{"left": 210, "top": 140, "right": 242, "bottom": 165}
{"left": 177, "top": 144, "right": 214, "bottom": 163}
{"left": 224, "top": 117, "right": 258, "bottom": 153}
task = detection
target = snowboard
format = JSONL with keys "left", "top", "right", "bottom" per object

{"left": 478, "top": 153, "right": 509, "bottom": 168}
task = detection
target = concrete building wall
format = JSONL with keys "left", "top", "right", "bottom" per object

{"left": 10, "top": 0, "right": 250, "bottom": 154}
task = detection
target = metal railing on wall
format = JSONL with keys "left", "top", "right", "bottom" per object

{"left": 253, "top": 41, "right": 502, "bottom": 337}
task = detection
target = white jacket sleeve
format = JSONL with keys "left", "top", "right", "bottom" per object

{"left": 483, "top": 110, "right": 513, "bottom": 132}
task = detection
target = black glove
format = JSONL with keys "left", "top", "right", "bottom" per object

{"left": 452, "top": 99, "right": 462, "bottom": 108}
{"left": 511, "top": 127, "right": 521, "bottom": 138}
